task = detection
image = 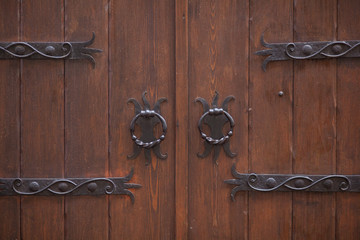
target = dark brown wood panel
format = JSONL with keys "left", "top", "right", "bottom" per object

{"left": 188, "top": 0, "right": 249, "bottom": 239}
{"left": 2, "top": 1, "right": 360, "bottom": 239}
{"left": 175, "top": 0, "right": 189, "bottom": 238}
{"left": 64, "top": 0, "right": 108, "bottom": 239}
{"left": 249, "top": 0, "right": 293, "bottom": 239}
{"left": 337, "top": 1, "right": 360, "bottom": 239}
{"left": 21, "top": 0, "right": 65, "bottom": 239}
{"left": 109, "top": 0, "right": 175, "bottom": 239}
{"left": 0, "top": 1, "right": 20, "bottom": 239}
{"left": 293, "top": 0, "right": 337, "bottom": 239}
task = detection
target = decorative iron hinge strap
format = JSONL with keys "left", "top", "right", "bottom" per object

{"left": 0, "top": 169, "right": 141, "bottom": 203}
{"left": 225, "top": 165, "right": 360, "bottom": 201}
{"left": 255, "top": 33, "right": 360, "bottom": 71}
{"left": 0, "top": 32, "right": 101, "bottom": 68}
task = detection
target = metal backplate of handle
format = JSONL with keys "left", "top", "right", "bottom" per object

{"left": 127, "top": 91, "right": 168, "bottom": 165}
{"left": 196, "top": 91, "right": 236, "bottom": 164}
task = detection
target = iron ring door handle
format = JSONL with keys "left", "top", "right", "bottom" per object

{"left": 130, "top": 110, "right": 167, "bottom": 148}
{"left": 127, "top": 91, "right": 168, "bottom": 165}
{"left": 196, "top": 91, "right": 237, "bottom": 163}
{"left": 198, "top": 108, "right": 234, "bottom": 145}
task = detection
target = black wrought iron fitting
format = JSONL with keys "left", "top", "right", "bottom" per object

{"left": 0, "top": 32, "right": 101, "bottom": 68}
{"left": 255, "top": 33, "right": 360, "bottom": 71}
{"left": 128, "top": 91, "right": 168, "bottom": 165}
{"left": 0, "top": 169, "right": 141, "bottom": 203}
{"left": 225, "top": 165, "right": 360, "bottom": 201}
{"left": 196, "top": 92, "right": 236, "bottom": 164}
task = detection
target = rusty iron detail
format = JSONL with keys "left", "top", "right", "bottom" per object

{"left": 224, "top": 165, "right": 360, "bottom": 201}
{"left": 128, "top": 91, "right": 168, "bottom": 165}
{"left": 255, "top": 33, "right": 360, "bottom": 71}
{"left": 196, "top": 92, "right": 236, "bottom": 164}
{"left": 0, "top": 169, "right": 141, "bottom": 203}
{"left": 0, "top": 32, "right": 101, "bottom": 67}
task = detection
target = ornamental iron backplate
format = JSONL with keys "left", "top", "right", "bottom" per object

{"left": 225, "top": 165, "right": 360, "bottom": 201}
{"left": 128, "top": 91, "right": 168, "bottom": 165}
{"left": 0, "top": 32, "right": 101, "bottom": 67}
{"left": 0, "top": 169, "right": 141, "bottom": 203}
{"left": 255, "top": 33, "right": 360, "bottom": 71}
{"left": 196, "top": 92, "right": 236, "bottom": 164}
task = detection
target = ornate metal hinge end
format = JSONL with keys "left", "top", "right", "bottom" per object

{"left": 0, "top": 168, "right": 142, "bottom": 203}
{"left": 0, "top": 32, "right": 102, "bottom": 68}
{"left": 196, "top": 91, "right": 236, "bottom": 164}
{"left": 255, "top": 32, "right": 360, "bottom": 71}
{"left": 128, "top": 91, "right": 168, "bottom": 165}
{"left": 225, "top": 165, "right": 360, "bottom": 201}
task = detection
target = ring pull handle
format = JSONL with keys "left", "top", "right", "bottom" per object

{"left": 130, "top": 110, "right": 167, "bottom": 148}
{"left": 196, "top": 91, "right": 237, "bottom": 164}
{"left": 127, "top": 91, "right": 168, "bottom": 165}
{"left": 198, "top": 108, "right": 235, "bottom": 145}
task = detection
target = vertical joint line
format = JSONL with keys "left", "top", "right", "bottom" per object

{"left": 19, "top": 1, "right": 23, "bottom": 239}
{"left": 334, "top": 0, "right": 339, "bottom": 239}
{"left": 63, "top": 0, "right": 66, "bottom": 240}
{"left": 107, "top": 0, "right": 111, "bottom": 240}
{"left": 291, "top": 0, "right": 295, "bottom": 239}
{"left": 248, "top": 0, "right": 250, "bottom": 235}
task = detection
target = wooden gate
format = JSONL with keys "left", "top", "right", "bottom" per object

{"left": 1, "top": 0, "right": 359, "bottom": 239}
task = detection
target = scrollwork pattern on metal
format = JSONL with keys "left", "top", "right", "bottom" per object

{"left": 255, "top": 33, "right": 360, "bottom": 71}
{"left": 128, "top": 91, "right": 168, "bottom": 165}
{"left": 225, "top": 165, "right": 360, "bottom": 201}
{"left": 0, "top": 169, "right": 141, "bottom": 203}
{"left": 196, "top": 91, "right": 236, "bottom": 164}
{"left": 0, "top": 32, "right": 102, "bottom": 67}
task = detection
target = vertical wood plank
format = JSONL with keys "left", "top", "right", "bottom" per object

{"left": 109, "top": 0, "right": 175, "bottom": 239}
{"left": 337, "top": 0, "right": 360, "bottom": 239}
{"left": 0, "top": 1, "right": 20, "bottom": 239}
{"left": 21, "top": 1, "right": 65, "bottom": 239}
{"left": 293, "top": 0, "right": 337, "bottom": 239}
{"left": 175, "top": 0, "right": 189, "bottom": 238}
{"left": 188, "top": 0, "right": 249, "bottom": 239}
{"left": 64, "top": 1, "right": 108, "bottom": 239}
{"left": 249, "top": 0, "right": 293, "bottom": 239}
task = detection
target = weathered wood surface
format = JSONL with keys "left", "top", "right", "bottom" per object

{"left": 0, "top": 1, "right": 359, "bottom": 239}
{"left": 0, "top": 1, "right": 20, "bottom": 239}
{"left": 21, "top": 0, "right": 65, "bottom": 239}
{"left": 188, "top": 1, "right": 249, "bottom": 239}
{"left": 249, "top": 0, "right": 293, "bottom": 239}
{"left": 109, "top": 0, "right": 175, "bottom": 239}
{"left": 65, "top": 0, "right": 109, "bottom": 239}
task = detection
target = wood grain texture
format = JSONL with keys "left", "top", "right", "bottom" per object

{"left": 64, "top": 0, "right": 108, "bottom": 239}
{"left": 109, "top": 0, "right": 175, "bottom": 239}
{"left": 0, "top": 1, "right": 20, "bottom": 239}
{"left": 249, "top": 0, "right": 293, "bottom": 239}
{"left": 336, "top": 1, "right": 360, "bottom": 239}
{"left": 293, "top": 0, "right": 337, "bottom": 239}
{"left": 21, "top": 0, "right": 65, "bottom": 239}
{"left": 175, "top": 0, "right": 189, "bottom": 238}
{"left": 1, "top": 1, "right": 360, "bottom": 239}
{"left": 188, "top": 0, "right": 248, "bottom": 239}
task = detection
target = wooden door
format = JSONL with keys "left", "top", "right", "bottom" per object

{"left": 0, "top": 0, "right": 359, "bottom": 239}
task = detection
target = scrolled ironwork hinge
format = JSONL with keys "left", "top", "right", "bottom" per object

{"left": 0, "top": 32, "right": 102, "bottom": 68}
{"left": 225, "top": 165, "right": 360, "bottom": 201}
{"left": 0, "top": 169, "right": 141, "bottom": 203}
{"left": 255, "top": 33, "right": 360, "bottom": 71}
